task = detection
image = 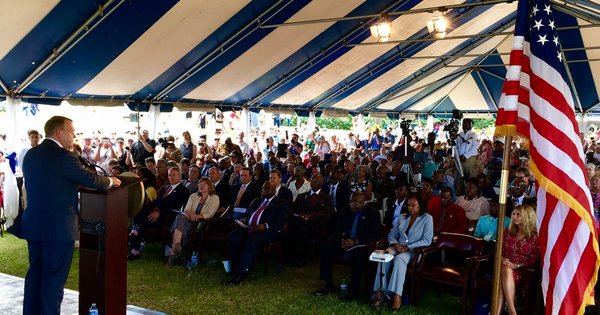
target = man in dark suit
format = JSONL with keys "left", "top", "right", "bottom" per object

{"left": 322, "top": 168, "right": 351, "bottom": 212}
{"left": 129, "top": 166, "right": 189, "bottom": 260}
{"left": 269, "top": 169, "right": 293, "bottom": 206}
{"left": 313, "top": 191, "right": 381, "bottom": 299}
{"left": 21, "top": 116, "right": 121, "bottom": 315}
{"left": 218, "top": 157, "right": 233, "bottom": 185}
{"left": 228, "top": 167, "right": 261, "bottom": 210}
{"left": 287, "top": 173, "right": 334, "bottom": 267}
{"left": 209, "top": 166, "right": 230, "bottom": 211}
{"left": 383, "top": 183, "right": 409, "bottom": 229}
{"left": 226, "top": 181, "right": 289, "bottom": 285}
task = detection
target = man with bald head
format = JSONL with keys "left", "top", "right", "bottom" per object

{"left": 287, "top": 173, "right": 334, "bottom": 267}
{"left": 226, "top": 181, "right": 289, "bottom": 285}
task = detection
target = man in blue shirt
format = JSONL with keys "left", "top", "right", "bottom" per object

{"left": 473, "top": 196, "right": 510, "bottom": 241}
{"left": 368, "top": 128, "right": 383, "bottom": 152}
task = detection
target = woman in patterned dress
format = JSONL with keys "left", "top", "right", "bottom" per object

{"left": 495, "top": 204, "right": 540, "bottom": 315}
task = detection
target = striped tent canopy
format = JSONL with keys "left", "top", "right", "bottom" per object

{"left": 1, "top": 0, "right": 598, "bottom": 115}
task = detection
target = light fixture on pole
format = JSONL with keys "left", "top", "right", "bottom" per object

{"left": 370, "top": 15, "right": 392, "bottom": 42}
{"left": 426, "top": 15, "right": 448, "bottom": 39}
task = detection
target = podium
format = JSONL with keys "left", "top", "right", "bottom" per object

{"left": 78, "top": 177, "right": 142, "bottom": 315}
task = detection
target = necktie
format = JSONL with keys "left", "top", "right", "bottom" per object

{"left": 235, "top": 185, "right": 246, "bottom": 206}
{"left": 310, "top": 192, "right": 318, "bottom": 203}
{"left": 163, "top": 186, "right": 173, "bottom": 198}
{"left": 330, "top": 185, "right": 337, "bottom": 208}
{"left": 249, "top": 199, "right": 269, "bottom": 226}
{"left": 350, "top": 212, "right": 360, "bottom": 239}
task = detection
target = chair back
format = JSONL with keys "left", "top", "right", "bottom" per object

{"left": 436, "top": 232, "right": 486, "bottom": 256}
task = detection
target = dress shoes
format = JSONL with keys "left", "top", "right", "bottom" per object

{"left": 226, "top": 273, "right": 247, "bottom": 285}
{"left": 313, "top": 285, "right": 335, "bottom": 296}
{"left": 127, "top": 253, "right": 141, "bottom": 261}
{"left": 391, "top": 295, "right": 402, "bottom": 310}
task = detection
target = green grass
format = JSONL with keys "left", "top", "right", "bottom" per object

{"left": 0, "top": 233, "right": 461, "bottom": 314}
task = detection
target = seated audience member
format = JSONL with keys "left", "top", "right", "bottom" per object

{"left": 477, "top": 173, "right": 497, "bottom": 199}
{"left": 182, "top": 164, "right": 201, "bottom": 194}
{"left": 127, "top": 167, "right": 158, "bottom": 260}
{"left": 431, "top": 187, "right": 468, "bottom": 235}
{"left": 287, "top": 173, "right": 334, "bottom": 267}
{"left": 387, "top": 160, "right": 409, "bottom": 188}
{"left": 383, "top": 183, "right": 410, "bottom": 229}
{"left": 226, "top": 182, "right": 289, "bottom": 285}
{"left": 145, "top": 157, "right": 157, "bottom": 175}
{"left": 456, "top": 177, "right": 490, "bottom": 226}
{"left": 208, "top": 166, "right": 229, "bottom": 211}
{"left": 110, "top": 165, "right": 125, "bottom": 176}
{"left": 179, "top": 158, "right": 191, "bottom": 180}
{"left": 432, "top": 170, "right": 454, "bottom": 196}
{"left": 513, "top": 166, "right": 536, "bottom": 198}
{"left": 253, "top": 163, "right": 268, "bottom": 188}
{"left": 372, "top": 193, "right": 433, "bottom": 310}
{"left": 217, "top": 157, "right": 232, "bottom": 184}
{"left": 229, "top": 167, "right": 261, "bottom": 210}
{"left": 270, "top": 170, "right": 293, "bottom": 205}
{"left": 313, "top": 192, "right": 381, "bottom": 300}
{"left": 507, "top": 178, "right": 536, "bottom": 212}
{"left": 494, "top": 205, "right": 540, "bottom": 315}
{"left": 228, "top": 160, "right": 244, "bottom": 186}
{"left": 289, "top": 166, "right": 311, "bottom": 202}
{"left": 322, "top": 168, "right": 351, "bottom": 213}
{"left": 343, "top": 160, "right": 358, "bottom": 184}
{"left": 421, "top": 177, "right": 441, "bottom": 216}
{"left": 167, "top": 177, "right": 220, "bottom": 266}
{"left": 163, "top": 139, "right": 182, "bottom": 163}
{"left": 129, "top": 167, "right": 189, "bottom": 260}
{"left": 371, "top": 165, "right": 395, "bottom": 209}
{"left": 473, "top": 195, "right": 510, "bottom": 242}
{"left": 349, "top": 165, "right": 373, "bottom": 201}
{"left": 155, "top": 159, "right": 168, "bottom": 189}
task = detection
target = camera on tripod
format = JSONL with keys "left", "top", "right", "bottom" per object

{"left": 400, "top": 119, "right": 412, "bottom": 138}
{"left": 446, "top": 109, "right": 463, "bottom": 146}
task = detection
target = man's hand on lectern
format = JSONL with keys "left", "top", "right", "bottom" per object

{"left": 110, "top": 177, "right": 122, "bottom": 188}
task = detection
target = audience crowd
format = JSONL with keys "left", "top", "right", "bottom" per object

{"left": 7, "top": 118, "right": 600, "bottom": 313}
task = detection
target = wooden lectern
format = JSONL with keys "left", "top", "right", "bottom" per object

{"left": 78, "top": 177, "right": 142, "bottom": 315}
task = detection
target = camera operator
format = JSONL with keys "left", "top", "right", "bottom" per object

{"left": 456, "top": 119, "right": 479, "bottom": 179}
{"left": 131, "top": 129, "right": 156, "bottom": 165}
{"left": 93, "top": 137, "right": 116, "bottom": 172}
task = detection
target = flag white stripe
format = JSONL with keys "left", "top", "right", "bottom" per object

{"left": 537, "top": 188, "right": 550, "bottom": 302}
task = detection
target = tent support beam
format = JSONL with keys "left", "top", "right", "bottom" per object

{"left": 391, "top": 45, "right": 600, "bottom": 60}
{"left": 585, "top": 102, "right": 600, "bottom": 113}
{"left": 478, "top": 68, "right": 506, "bottom": 81}
{"left": 15, "top": 0, "right": 126, "bottom": 94}
{"left": 244, "top": 0, "right": 408, "bottom": 107}
{"left": 350, "top": 24, "right": 599, "bottom": 47}
{"left": 428, "top": 68, "right": 475, "bottom": 114}
{"left": 551, "top": 0, "right": 600, "bottom": 25}
{"left": 152, "top": 1, "right": 288, "bottom": 101}
{"left": 0, "top": 78, "right": 8, "bottom": 94}
{"left": 440, "top": 57, "right": 600, "bottom": 68}
{"left": 475, "top": 69, "right": 499, "bottom": 112}
{"left": 260, "top": 0, "right": 515, "bottom": 28}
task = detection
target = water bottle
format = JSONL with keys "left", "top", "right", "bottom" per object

{"left": 187, "top": 251, "right": 198, "bottom": 270}
{"left": 340, "top": 278, "right": 348, "bottom": 300}
{"left": 89, "top": 303, "right": 99, "bottom": 315}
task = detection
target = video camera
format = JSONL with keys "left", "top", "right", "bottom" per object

{"left": 446, "top": 109, "right": 463, "bottom": 146}
{"left": 400, "top": 119, "right": 412, "bottom": 138}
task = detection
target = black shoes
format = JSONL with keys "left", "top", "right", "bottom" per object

{"left": 226, "top": 273, "right": 247, "bottom": 285}
{"left": 313, "top": 285, "right": 336, "bottom": 296}
{"left": 127, "top": 253, "right": 140, "bottom": 261}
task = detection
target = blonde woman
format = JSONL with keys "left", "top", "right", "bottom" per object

{"left": 495, "top": 205, "right": 540, "bottom": 315}
{"left": 168, "top": 177, "right": 220, "bottom": 266}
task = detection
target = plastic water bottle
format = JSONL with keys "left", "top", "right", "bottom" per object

{"left": 187, "top": 251, "right": 198, "bottom": 270}
{"left": 340, "top": 278, "right": 348, "bottom": 300}
{"left": 89, "top": 303, "right": 99, "bottom": 315}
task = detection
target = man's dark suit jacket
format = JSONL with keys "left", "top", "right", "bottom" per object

{"left": 229, "top": 181, "right": 261, "bottom": 209}
{"left": 383, "top": 198, "right": 408, "bottom": 228}
{"left": 243, "top": 196, "right": 290, "bottom": 242}
{"left": 322, "top": 181, "right": 351, "bottom": 211}
{"left": 220, "top": 168, "right": 232, "bottom": 185}
{"left": 214, "top": 180, "right": 230, "bottom": 208}
{"left": 332, "top": 206, "right": 381, "bottom": 245}
{"left": 293, "top": 190, "right": 334, "bottom": 222}
{"left": 21, "top": 139, "right": 111, "bottom": 242}
{"left": 154, "top": 183, "right": 190, "bottom": 218}
{"left": 276, "top": 185, "right": 293, "bottom": 206}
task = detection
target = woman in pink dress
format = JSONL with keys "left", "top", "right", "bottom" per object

{"left": 495, "top": 204, "right": 540, "bottom": 315}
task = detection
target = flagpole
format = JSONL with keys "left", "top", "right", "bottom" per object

{"left": 490, "top": 134, "right": 512, "bottom": 315}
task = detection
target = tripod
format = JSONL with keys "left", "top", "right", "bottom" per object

{"left": 400, "top": 136, "right": 417, "bottom": 186}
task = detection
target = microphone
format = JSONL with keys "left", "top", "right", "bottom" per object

{"left": 73, "top": 150, "right": 92, "bottom": 168}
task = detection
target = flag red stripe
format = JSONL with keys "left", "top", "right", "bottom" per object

{"left": 559, "top": 236, "right": 596, "bottom": 315}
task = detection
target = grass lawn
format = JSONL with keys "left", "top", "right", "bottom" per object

{"left": 0, "top": 233, "right": 462, "bottom": 314}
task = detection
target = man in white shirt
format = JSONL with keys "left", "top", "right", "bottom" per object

{"left": 238, "top": 132, "right": 250, "bottom": 157}
{"left": 456, "top": 119, "right": 479, "bottom": 179}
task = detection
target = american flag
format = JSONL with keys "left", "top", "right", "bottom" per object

{"left": 495, "top": 0, "right": 599, "bottom": 314}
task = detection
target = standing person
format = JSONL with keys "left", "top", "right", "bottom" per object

{"left": 456, "top": 118, "right": 479, "bottom": 179}
{"left": 180, "top": 131, "right": 197, "bottom": 161}
{"left": 131, "top": 129, "right": 156, "bottom": 165}
{"left": 21, "top": 116, "right": 121, "bottom": 315}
